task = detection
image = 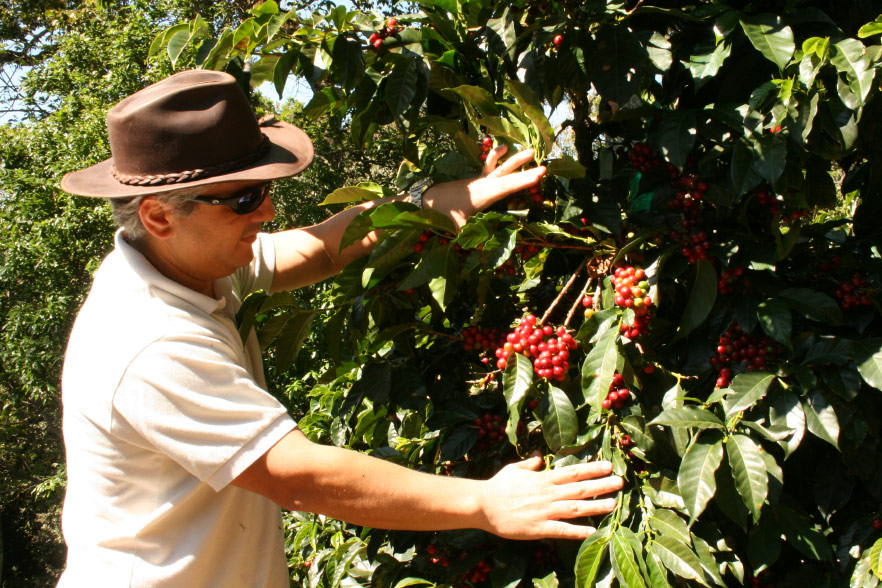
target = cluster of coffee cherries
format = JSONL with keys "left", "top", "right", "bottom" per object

{"left": 626, "top": 142, "right": 672, "bottom": 175}
{"left": 601, "top": 372, "right": 633, "bottom": 410}
{"left": 425, "top": 544, "right": 493, "bottom": 586}
{"left": 507, "top": 180, "right": 549, "bottom": 209}
{"left": 669, "top": 228, "right": 711, "bottom": 264}
{"left": 717, "top": 265, "right": 747, "bottom": 295}
{"left": 479, "top": 136, "right": 493, "bottom": 161}
{"left": 461, "top": 325, "right": 504, "bottom": 364}
{"left": 710, "top": 322, "right": 780, "bottom": 388}
{"left": 456, "top": 559, "right": 493, "bottom": 586}
{"left": 494, "top": 314, "right": 578, "bottom": 381}
{"left": 473, "top": 413, "right": 514, "bottom": 452}
{"left": 754, "top": 188, "right": 781, "bottom": 215}
{"left": 835, "top": 271, "right": 876, "bottom": 309}
{"left": 367, "top": 18, "right": 401, "bottom": 50}
{"left": 612, "top": 266, "right": 653, "bottom": 338}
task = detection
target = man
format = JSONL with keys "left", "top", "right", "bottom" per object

{"left": 58, "top": 69, "right": 623, "bottom": 587}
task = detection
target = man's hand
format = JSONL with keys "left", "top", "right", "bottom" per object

{"left": 477, "top": 456, "right": 623, "bottom": 540}
{"left": 423, "top": 145, "right": 546, "bottom": 228}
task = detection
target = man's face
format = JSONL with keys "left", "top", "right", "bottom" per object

{"left": 160, "top": 181, "right": 276, "bottom": 285}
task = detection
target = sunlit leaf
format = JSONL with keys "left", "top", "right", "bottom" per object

{"left": 726, "top": 434, "right": 768, "bottom": 523}
{"left": 679, "top": 432, "right": 724, "bottom": 524}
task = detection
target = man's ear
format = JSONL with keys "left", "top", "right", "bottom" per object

{"left": 138, "top": 196, "right": 175, "bottom": 239}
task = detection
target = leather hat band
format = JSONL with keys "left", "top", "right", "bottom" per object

{"left": 110, "top": 133, "right": 271, "bottom": 187}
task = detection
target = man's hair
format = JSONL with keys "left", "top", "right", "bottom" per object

{"left": 110, "top": 189, "right": 201, "bottom": 243}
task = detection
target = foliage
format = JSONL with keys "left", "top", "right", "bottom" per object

{"left": 155, "top": 0, "right": 882, "bottom": 586}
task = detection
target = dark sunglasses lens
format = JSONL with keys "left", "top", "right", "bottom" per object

{"left": 234, "top": 184, "right": 270, "bottom": 214}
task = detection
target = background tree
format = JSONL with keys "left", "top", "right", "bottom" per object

{"left": 154, "top": 0, "right": 882, "bottom": 586}
{"left": 0, "top": 1, "right": 392, "bottom": 585}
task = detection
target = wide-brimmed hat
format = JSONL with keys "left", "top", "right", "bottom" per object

{"left": 61, "top": 69, "right": 314, "bottom": 198}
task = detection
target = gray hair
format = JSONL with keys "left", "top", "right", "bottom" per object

{"left": 110, "top": 188, "right": 201, "bottom": 243}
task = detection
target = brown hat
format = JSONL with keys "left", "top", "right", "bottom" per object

{"left": 61, "top": 69, "right": 314, "bottom": 198}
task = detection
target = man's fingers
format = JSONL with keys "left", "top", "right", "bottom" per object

{"left": 547, "top": 460, "right": 615, "bottom": 484}
{"left": 552, "top": 476, "right": 624, "bottom": 501}
{"left": 490, "top": 147, "right": 535, "bottom": 176}
{"left": 530, "top": 521, "right": 598, "bottom": 541}
{"left": 549, "top": 497, "right": 619, "bottom": 520}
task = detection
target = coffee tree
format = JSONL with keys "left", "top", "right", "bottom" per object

{"left": 155, "top": 1, "right": 882, "bottom": 586}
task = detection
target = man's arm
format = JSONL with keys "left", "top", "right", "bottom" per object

{"left": 232, "top": 428, "right": 623, "bottom": 540}
{"left": 269, "top": 146, "right": 546, "bottom": 293}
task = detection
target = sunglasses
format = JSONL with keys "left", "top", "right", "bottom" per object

{"left": 193, "top": 182, "right": 272, "bottom": 215}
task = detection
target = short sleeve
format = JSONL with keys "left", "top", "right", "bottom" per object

{"left": 111, "top": 333, "right": 296, "bottom": 491}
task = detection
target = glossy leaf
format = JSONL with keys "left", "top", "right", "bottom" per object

{"left": 726, "top": 434, "right": 768, "bottom": 522}
{"left": 611, "top": 530, "right": 648, "bottom": 588}
{"left": 870, "top": 538, "right": 882, "bottom": 580}
{"left": 580, "top": 327, "right": 620, "bottom": 409}
{"left": 802, "top": 389, "right": 840, "bottom": 449}
{"left": 725, "top": 372, "right": 776, "bottom": 419}
{"left": 541, "top": 385, "right": 578, "bottom": 452}
{"left": 831, "top": 39, "right": 875, "bottom": 108}
{"left": 740, "top": 14, "right": 795, "bottom": 71}
{"left": 650, "top": 535, "right": 708, "bottom": 586}
{"left": 650, "top": 110, "right": 697, "bottom": 169}
{"left": 575, "top": 525, "right": 611, "bottom": 587}
{"left": 649, "top": 407, "right": 725, "bottom": 430}
{"left": 504, "top": 353, "right": 533, "bottom": 444}
{"left": 854, "top": 339, "right": 882, "bottom": 391}
{"left": 756, "top": 298, "right": 792, "bottom": 349}
{"left": 777, "top": 288, "right": 845, "bottom": 326}
{"left": 678, "top": 432, "right": 724, "bottom": 523}
{"left": 673, "top": 259, "right": 717, "bottom": 341}
{"left": 648, "top": 509, "right": 692, "bottom": 546}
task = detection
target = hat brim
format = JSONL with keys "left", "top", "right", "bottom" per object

{"left": 60, "top": 120, "right": 314, "bottom": 198}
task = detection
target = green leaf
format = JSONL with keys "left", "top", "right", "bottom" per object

{"left": 831, "top": 39, "right": 875, "bottom": 108}
{"left": 589, "top": 25, "right": 645, "bottom": 105}
{"left": 393, "top": 579, "right": 434, "bottom": 588}
{"left": 580, "top": 327, "right": 620, "bottom": 409}
{"left": 730, "top": 138, "right": 763, "bottom": 197}
{"left": 320, "top": 185, "right": 381, "bottom": 206}
{"left": 532, "top": 571, "right": 559, "bottom": 588}
{"left": 685, "top": 38, "right": 731, "bottom": 90}
{"left": 802, "top": 389, "right": 839, "bottom": 449}
{"left": 650, "top": 535, "right": 708, "bottom": 585}
{"left": 650, "top": 407, "right": 725, "bottom": 430}
{"left": 575, "top": 526, "right": 612, "bottom": 587}
{"left": 547, "top": 154, "right": 586, "bottom": 179}
{"left": 678, "top": 432, "right": 724, "bottom": 524}
{"left": 725, "top": 372, "right": 776, "bottom": 419}
{"left": 504, "top": 354, "right": 533, "bottom": 444}
{"left": 650, "top": 110, "right": 697, "bottom": 169}
{"left": 648, "top": 509, "right": 692, "bottom": 545}
{"left": 611, "top": 530, "right": 648, "bottom": 588}
{"left": 426, "top": 248, "right": 459, "bottom": 311}
{"left": 447, "top": 85, "right": 500, "bottom": 116}
{"left": 854, "top": 339, "right": 882, "bottom": 391}
{"left": 769, "top": 389, "right": 805, "bottom": 458}
{"left": 541, "top": 385, "right": 578, "bottom": 452}
{"left": 740, "top": 14, "right": 795, "bottom": 71}
{"left": 756, "top": 298, "right": 792, "bottom": 349}
{"left": 751, "top": 133, "right": 787, "bottom": 189}
{"left": 859, "top": 19, "right": 882, "bottom": 38}
{"left": 506, "top": 79, "right": 554, "bottom": 154}
{"left": 673, "top": 259, "right": 717, "bottom": 341}
{"left": 777, "top": 288, "right": 845, "bottom": 326}
{"left": 486, "top": 9, "right": 518, "bottom": 63}
{"left": 870, "top": 538, "right": 882, "bottom": 579}
{"left": 385, "top": 59, "right": 419, "bottom": 116}
{"left": 273, "top": 310, "right": 316, "bottom": 371}
{"left": 644, "top": 548, "right": 673, "bottom": 588}
{"left": 726, "top": 434, "right": 768, "bottom": 523}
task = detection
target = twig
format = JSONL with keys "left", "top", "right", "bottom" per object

{"left": 564, "top": 273, "right": 596, "bottom": 327}
{"left": 539, "top": 262, "right": 585, "bottom": 325}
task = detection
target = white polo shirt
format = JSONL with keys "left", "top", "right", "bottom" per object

{"left": 58, "top": 229, "right": 296, "bottom": 588}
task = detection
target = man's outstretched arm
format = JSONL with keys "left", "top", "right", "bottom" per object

{"left": 268, "top": 146, "right": 546, "bottom": 293}
{"left": 232, "top": 428, "right": 623, "bottom": 540}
